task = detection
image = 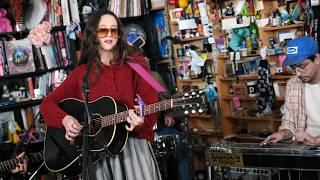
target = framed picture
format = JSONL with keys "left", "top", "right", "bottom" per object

{"left": 5, "top": 38, "right": 35, "bottom": 75}
{"left": 232, "top": 84, "right": 247, "bottom": 96}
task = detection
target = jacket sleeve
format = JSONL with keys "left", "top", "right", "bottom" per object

{"left": 40, "top": 68, "right": 81, "bottom": 129}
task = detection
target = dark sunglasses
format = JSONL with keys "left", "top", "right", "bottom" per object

{"left": 96, "top": 28, "right": 119, "bottom": 38}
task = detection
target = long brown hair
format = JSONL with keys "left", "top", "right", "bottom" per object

{"left": 78, "top": 10, "right": 138, "bottom": 82}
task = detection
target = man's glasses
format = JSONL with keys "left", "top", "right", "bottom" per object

{"left": 289, "top": 55, "right": 315, "bottom": 74}
{"left": 96, "top": 28, "right": 119, "bottom": 38}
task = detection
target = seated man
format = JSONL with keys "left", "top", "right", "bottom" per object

{"left": 263, "top": 36, "right": 320, "bottom": 145}
{"left": 262, "top": 36, "right": 320, "bottom": 180}
{"left": 151, "top": 71, "right": 190, "bottom": 180}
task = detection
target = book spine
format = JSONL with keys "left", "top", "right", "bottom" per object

{"left": 58, "top": 31, "right": 68, "bottom": 67}
{"left": 61, "top": 0, "right": 71, "bottom": 25}
{"left": 0, "top": 38, "right": 9, "bottom": 75}
{"left": 68, "top": 0, "right": 80, "bottom": 22}
{"left": 27, "top": 77, "right": 35, "bottom": 99}
{"left": 35, "top": 47, "right": 46, "bottom": 70}
{"left": 62, "top": 30, "right": 72, "bottom": 66}
{"left": 53, "top": 31, "right": 63, "bottom": 67}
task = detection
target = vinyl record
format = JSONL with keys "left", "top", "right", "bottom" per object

{"left": 24, "top": 0, "right": 47, "bottom": 30}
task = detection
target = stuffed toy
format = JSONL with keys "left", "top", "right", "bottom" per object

{"left": 0, "top": 8, "right": 13, "bottom": 33}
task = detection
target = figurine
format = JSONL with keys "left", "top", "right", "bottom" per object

{"left": 225, "top": 2, "right": 235, "bottom": 16}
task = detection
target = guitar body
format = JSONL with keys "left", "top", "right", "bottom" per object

{"left": 44, "top": 96, "right": 129, "bottom": 177}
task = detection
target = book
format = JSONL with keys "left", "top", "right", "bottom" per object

{"left": 27, "top": 77, "right": 35, "bottom": 98}
{"left": 0, "top": 38, "right": 9, "bottom": 75}
{"left": 68, "top": 0, "right": 80, "bottom": 22}
{"left": 61, "top": 0, "right": 70, "bottom": 25}
{"left": 4, "top": 38, "right": 36, "bottom": 75}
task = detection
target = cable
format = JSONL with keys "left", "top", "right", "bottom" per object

{"left": 28, "top": 162, "right": 44, "bottom": 180}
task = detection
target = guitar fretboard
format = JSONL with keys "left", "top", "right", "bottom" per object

{"left": 100, "top": 99, "right": 172, "bottom": 127}
{"left": 0, "top": 152, "right": 42, "bottom": 173}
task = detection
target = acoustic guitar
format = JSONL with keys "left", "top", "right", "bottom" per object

{"left": 44, "top": 91, "right": 205, "bottom": 176}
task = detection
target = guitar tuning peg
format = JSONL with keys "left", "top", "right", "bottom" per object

{"left": 184, "top": 110, "right": 189, "bottom": 115}
{"left": 191, "top": 109, "right": 196, "bottom": 114}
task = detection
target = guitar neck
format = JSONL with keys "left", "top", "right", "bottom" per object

{"left": 100, "top": 99, "right": 172, "bottom": 128}
{"left": 0, "top": 152, "right": 42, "bottom": 173}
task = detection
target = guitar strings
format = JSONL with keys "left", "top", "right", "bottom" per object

{"left": 78, "top": 96, "right": 196, "bottom": 129}
{"left": 83, "top": 99, "right": 176, "bottom": 126}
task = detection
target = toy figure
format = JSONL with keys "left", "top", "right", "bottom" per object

{"left": 0, "top": 8, "right": 13, "bottom": 33}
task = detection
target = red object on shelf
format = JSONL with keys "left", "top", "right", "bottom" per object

{"left": 168, "top": 0, "right": 178, "bottom": 7}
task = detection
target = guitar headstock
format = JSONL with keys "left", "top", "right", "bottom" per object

{"left": 172, "top": 90, "right": 207, "bottom": 115}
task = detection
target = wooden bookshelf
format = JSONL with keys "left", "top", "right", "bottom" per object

{"left": 260, "top": 23, "right": 303, "bottom": 31}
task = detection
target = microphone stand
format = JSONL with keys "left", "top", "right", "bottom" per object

{"left": 81, "top": 63, "right": 96, "bottom": 180}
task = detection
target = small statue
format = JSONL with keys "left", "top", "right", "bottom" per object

{"left": 225, "top": 3, "right": 235, "bottom": 16}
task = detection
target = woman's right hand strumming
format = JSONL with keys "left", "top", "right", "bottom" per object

{"left": 62, "top": 115, "right": 83, "bottom": 141}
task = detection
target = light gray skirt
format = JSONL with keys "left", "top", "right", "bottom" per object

{"left": 95, "top": 137, "right": 162, "bottom": 180}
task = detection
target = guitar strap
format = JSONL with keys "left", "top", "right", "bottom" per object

{"left": 127, "top": 62, "right": 166, "bottom": 92}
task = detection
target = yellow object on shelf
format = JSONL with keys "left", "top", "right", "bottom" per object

{"left": 178, "top": 0, "right": 188, "bottom": 8}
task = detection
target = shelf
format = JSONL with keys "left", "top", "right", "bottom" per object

{"left": 223, "top": 96, "right": 256, "bottom": 101}
{"left": 271, "top": 74, "right": 292, "bottom": 80}
{"left": 189, "top": 128, "right": 223, "bottom": 136}
{"left": 222, "top": 13, "right": 254, "bottom": 19}
{"left": 181, "top": 36, "right": 207, "bottom": 42}
{"left": 150, "top": 6, "right": 165, "bottom": 11}
{"left": 0, "top": 66, "right": 72, "bottom": 80}
{"left": 179, "top": 78, "right": 204, "bottom": 83}
{"left": 0, "top": 25, "right": 67, "bottom": 37}
{"left": 225, "top": 115, "right": 280, "bottom": 121}
{"left": 0, "top": 30, "right": 29, "bottom": 37}
{"left": 156, "top": 59, "right": 171, "bottom": 64}
{"left": 189, "top": 114, "right": 212, "bottom": 119}
{"left": 223, "top": 95, "right": 285, "bottom": 101}
{"left": 220, "top": 75, "right": 257, "bottom": 81}
{"left": 220, "top": 74, "right": 292, "bottom": 81}
{"left": 261, "top": 23, "right": 303, "bottom": 31}
{"left": 0, "top": 98, "right": 43, "bottom": 113}
{"left": 217, "top": 54, "right": 230, "bottom": 59}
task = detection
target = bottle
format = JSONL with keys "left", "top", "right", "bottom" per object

{"left": 249, "top": 16, "right": 259, "bottom": 37}
{"left": 2, "top": 85, "right": 10, "bottom": 98}
{"left": 275, "top": 9, "right": 281, "bottom": 26}
{"left": 245, "top": 35, "right": 252, "bottom": 50}
{"left": 249, "top": 16, "right": 259, "bottom": 50}
{"left": 272, "top": 11, "right": 277, "bottom": 26}
{"left": 256, "top": 10, "right": 262, "bottom": 20}
{"left": 197, "top": 20, "right": 204, "bottom": 36}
